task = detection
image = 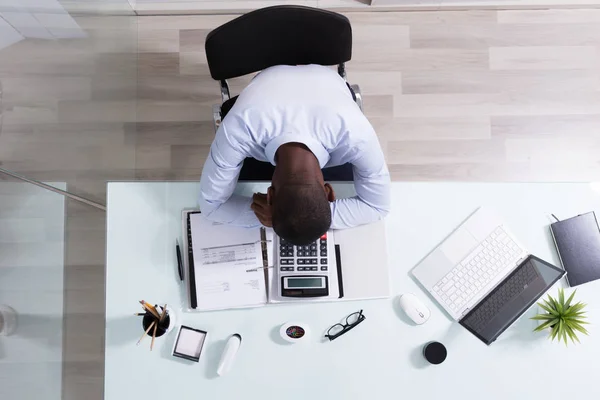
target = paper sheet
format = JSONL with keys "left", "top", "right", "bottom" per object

{"left": 200, "top": 242, "right": 257, "bottom": 266}
{"left": 190, "top": 214, "right": 267, "bottom": 310}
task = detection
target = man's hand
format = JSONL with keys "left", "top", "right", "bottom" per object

{"left": 251, "top": 193, "right": 272, "bottom": 227}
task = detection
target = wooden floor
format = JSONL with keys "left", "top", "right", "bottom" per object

{"left": 141, "top": 9, "right": 600, "bottom": 183}
{"left": 1, "top": 8, "right": 600, "bottom": 400}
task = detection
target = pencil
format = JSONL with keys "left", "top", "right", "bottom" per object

{"left": 137, "top": 321, "right": 155, "bottom": 346}
{"left": 159, "top": 304, "right": 167, "bottom": 324}
{"left": 140, "top": 300, "right": 160, "bottom": 319}
{"left": 134, "top": 313, "right": 146, "bottom": 316}
{"left": 150, "top": 322, "right": 158, "bottom": 351}
{"left": 140, "top": 303, "right": 160, "bottom": 320}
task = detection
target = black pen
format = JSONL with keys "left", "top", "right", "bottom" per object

{"left": 176, "top": 239, "right": 184, "bottom": 281}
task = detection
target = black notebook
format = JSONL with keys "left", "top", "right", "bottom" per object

{"left": 550, "top": 212, "right": 600, "bottom": 287}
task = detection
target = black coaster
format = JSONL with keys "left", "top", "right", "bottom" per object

{"left": 423, "top": 341, "right": 447, "bottom": 365}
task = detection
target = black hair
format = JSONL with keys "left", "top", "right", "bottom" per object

{"left": 272, "top": 183, "right": 331, "bottom": 245}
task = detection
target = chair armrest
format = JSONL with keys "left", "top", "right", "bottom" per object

{"left": 212, "top": 104, "right": 222, "bottom": 133}
{"left": 350, "top": 83, "right": 363, "bottom": 112}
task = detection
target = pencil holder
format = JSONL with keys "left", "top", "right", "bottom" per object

{"left": 142, "top": 305, "right": 176, "bottom": 338}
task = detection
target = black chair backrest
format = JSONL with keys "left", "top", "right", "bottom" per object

{"left": 205, "top": 5, "right": 352, "bottom": 81}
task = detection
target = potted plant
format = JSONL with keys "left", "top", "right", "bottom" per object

{"left": 531, "top": 288, "right": 589, "bottom": 345}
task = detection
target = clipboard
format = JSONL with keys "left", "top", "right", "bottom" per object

{"left": 182, "top": 209, "right": 272, "bottom": 311}
{"left": 180, "top": 210, "right": 390, "bottom": 312}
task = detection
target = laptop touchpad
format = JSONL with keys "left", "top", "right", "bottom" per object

{"left": 440, "top": 228, "right": 479, "bottom": 265}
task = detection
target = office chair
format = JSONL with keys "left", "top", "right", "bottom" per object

{"left": 205, "top": 5, "right": 362, "bottom": 181}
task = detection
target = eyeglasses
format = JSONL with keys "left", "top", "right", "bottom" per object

{"left": 325, "top": 310, "right": 366, "bottom": 341}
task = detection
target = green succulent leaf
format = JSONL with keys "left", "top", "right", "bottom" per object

{"left": 564, "top": 290, "right": 577, "bottom": 309}
{"left": 538, "top": 301, "right": 559, "bottom": 316}
{"left": 568, "top": 303, "right": 586, "bottom": 314}
{"left": 550, "top": 323, "right": 560, "bottom": 341}
{"left": 558, "top": 288, "right": 565, "bottom": 306}
{"left": 534, "top": 319, "right": 557, "bottom": 332}
{"left": 565, "top": 324, "right": 580, "bottom": 344}
{"left": 569, "top": 321, "right": 590, "bottom": 336}
{"left": 531, "top": 314, "right": 555, "bottom": 321}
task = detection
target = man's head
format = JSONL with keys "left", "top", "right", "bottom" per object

{"left": 269, "top": 182, "right": 332, "bottom": 245}
{"left": 266, "top": 143, "right": 336, "bottom": 245}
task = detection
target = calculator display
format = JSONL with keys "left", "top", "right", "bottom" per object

{"left": 287, "top": 278, "right": 324, "bottom": 288}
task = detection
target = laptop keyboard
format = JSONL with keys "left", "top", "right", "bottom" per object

{"left": 461, "top": 261, "right": 538, "bottom": 333}
{"left": 433, "top": 226, "right": 525, "bottom": 314}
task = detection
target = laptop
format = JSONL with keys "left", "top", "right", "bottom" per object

{"left": 412, "top": 207, "right": 566, "bottom": 345}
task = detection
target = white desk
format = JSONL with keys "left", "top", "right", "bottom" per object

{"left": 106, "top": 182, "right": 600, "bottom": 400}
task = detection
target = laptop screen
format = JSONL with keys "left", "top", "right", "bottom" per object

{"left": 459, "top": 255, "right": 565, "bottom": 345}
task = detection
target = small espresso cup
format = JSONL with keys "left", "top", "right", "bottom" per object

{"left": 423, "top": 341, "right": 447, "bottom": 365}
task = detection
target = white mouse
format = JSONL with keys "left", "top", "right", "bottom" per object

{"left": 398, "top": 293, "right": 430, "bottom": 325}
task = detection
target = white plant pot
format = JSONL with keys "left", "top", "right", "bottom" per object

{"left": 0, "top": 305, "right": 18, "bottom": 336}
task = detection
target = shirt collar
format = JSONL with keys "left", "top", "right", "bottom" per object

{"left": 264, "top": 134, "right": 330, "bottom": 168}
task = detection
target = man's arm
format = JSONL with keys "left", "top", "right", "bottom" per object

{"left": 330, "top": 138, "right": 391, "bottom": 229}
{"left": 199, "top": 119, "right": 261, "bottom": 227}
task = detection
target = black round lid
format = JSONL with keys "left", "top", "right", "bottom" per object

{"left": 424, "top": 341, "right": 447, "bottom": 365}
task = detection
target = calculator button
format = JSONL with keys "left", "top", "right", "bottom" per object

{"left": 298, "top": 259, "right": 305, "bottom": 265}
{"left": 320, "top": 266, "right": 328, "bottom": 271}
{"left": 287, "top": 259, "right": 295, "bottom": 265}
{"left": 280, "top": 259, "right": 287, "bottom": 265}
{"left": 320, "top": 244, "right": 327, "bottom": 251}
{"left": 297, "top": 250, "right": 305, "bottom": 256}
{"left": 298, "top": 267, "right": 305, "bottom": 271}
{"left": 321, "top": 250, "right": 327, "bottom": 257}
{"left": 286, "top": 251, "right": 293, "bottom": 257}
{"left": 320, "top": 258, "right": 327, "bottom": 264}
{"left": 310, "top": 267, "right": 318, "bottom": 271}
{"left": 280, "top": 267, "right": 287, "bottom": 271}
{"left": 320, "top": 233, "right": 327, "bottom": 240}
{"left": 311, "top": 259, "right": 318, "bottom": 264}
{"left": 280, "top": 251, "right": 286, "bottom": 257}
{"left": 310, "top": 250, "right": 317, "bottom": 257}
{"left": 310, "top": 244, "right": 317, "bottom": 251}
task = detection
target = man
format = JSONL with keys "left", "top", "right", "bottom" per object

{"left": 199, "top": 64, "right": 390, "bottom": 245}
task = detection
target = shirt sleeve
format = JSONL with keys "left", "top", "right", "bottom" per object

{"left": 330, "top": 138, "right": 391, "bottom": 230}
{"left": 198, "top": 118, "right": 261, "bottom": 227}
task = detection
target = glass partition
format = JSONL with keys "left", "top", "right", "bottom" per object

{"left": 0, "top": 175, "right": 66, "bottom": 399}
{"left": 0, "top": 0, "right": 137, "bottom": 399}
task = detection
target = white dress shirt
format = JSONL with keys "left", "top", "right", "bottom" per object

{"left": 199, "top": 64, "right": 391, "bottom": 229}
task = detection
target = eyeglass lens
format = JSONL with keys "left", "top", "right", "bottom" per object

{"left": 328, "top": 323, "right": 345, "bottom": 337}
{"left": 346, "top": 311, "right": 362, "bottom": 326}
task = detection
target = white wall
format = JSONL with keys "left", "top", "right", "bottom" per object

{"left": 0, "top": 15, "right": 24, "bottom": 52}
{"left": 0, "top": 0, "right": 86, "bottom": 46}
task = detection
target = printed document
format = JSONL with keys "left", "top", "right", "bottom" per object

{"left": 190, "top": 213, "right": 267, "bottom": 310}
